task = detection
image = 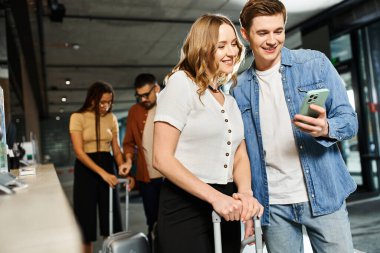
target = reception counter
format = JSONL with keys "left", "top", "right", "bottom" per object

{"left": 0, "top": 164, "right": 82, "bottom": 253}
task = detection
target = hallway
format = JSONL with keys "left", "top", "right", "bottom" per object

{"left": 57, "top": 166, "right": 378, "bottom": 253}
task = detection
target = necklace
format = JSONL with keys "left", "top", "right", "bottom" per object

{"left": 208, "top": 85, "right": 221, "bottom": 93}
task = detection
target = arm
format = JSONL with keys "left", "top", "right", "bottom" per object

{"left": 153, "top": 121, "right": 242, "bottom": 221}
{"left": 294, "top": 55, "right": 358, "bottom": 147}
{"left": 120, "top": 114, "right": 135, "bottom": 176}
{"left": 232, "top": 140, "right": 264, "bottom": 222}
{"left": 111, "top": 130, "right": 129, "bottom": 175}
{"left": 70, "top": 131, "right": 119, "bottom": 188}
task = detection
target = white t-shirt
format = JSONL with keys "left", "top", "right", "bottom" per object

{"left": 154, "top": 71, "right": 244, "bottom": 184}
{"left": 142, "top": 106, "right": 162, "bottom": 179}
{"left": 256, "top": 62, "right": 309, "bottom": 204}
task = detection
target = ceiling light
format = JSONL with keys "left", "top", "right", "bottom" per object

{"left": 283, "top": 0, "right": 344, "bottom": 13}
{"left": 65, "top": 78, "right": 71, "bottom": 85}
{"left": 61, "top": 96, "right": 67, "bottom": 102}
{"left": 56, "top": 116, "right": 61, "bottom": 121}
{"left": 59, "top": 108, "right": 64, "bottom": 113}
{"left": 49, "top": 0, "right": 66, "bottom": 22}
{"left": 72, "top": 44, "right": 80, "bottom": 50}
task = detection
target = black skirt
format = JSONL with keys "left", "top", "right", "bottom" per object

{"left": 157, "top": 179, "right": 241, "bottom": 253}
{"left": 73, "top": 152, "right": 122, "bottom": 243}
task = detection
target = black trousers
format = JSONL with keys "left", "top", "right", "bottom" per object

{"left": 73, "top": 152, "right": 122, "bottom": 243}
{"left": 157, "top": 179, "right": 241, "bottom": 253}
{"left": 138, "top": 178, "right": 163, "bottom": 241}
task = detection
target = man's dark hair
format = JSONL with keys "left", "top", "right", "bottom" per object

{"left": 134, "top": 73, "right": 157, "bottom": 89}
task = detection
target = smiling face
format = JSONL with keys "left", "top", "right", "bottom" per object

{"left": 241, "top": 14, "right": 285, "bottom": 71}
{"left": 214, "top": 23, "right": 240, "bottom": 75}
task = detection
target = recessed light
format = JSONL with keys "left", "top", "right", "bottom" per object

{"left": 65, "top": 78, "right": 71, "bottom": 85}
{"left": 59, "top": 108, "right": 64, "bottom": 113}
{"left": 56, "top": 116, "right": 61, "bottom": 120}
{"left": 72, "top": 44, "right": 80, "bottom": 50}
{"left": 61, "top": 96, "right": 67, "bottom": 102}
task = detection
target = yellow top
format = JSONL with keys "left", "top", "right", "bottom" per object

{"left": 69, "top": 111, "right": 118, "bottom": 153}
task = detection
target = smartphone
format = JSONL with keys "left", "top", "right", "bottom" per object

{"left": 299, "top": 88, "right": 329, "bottom": 118}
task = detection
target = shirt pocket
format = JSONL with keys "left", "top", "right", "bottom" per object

{"left": 297, "top": 81, "right": 327, "bottom": 100}
{"left": 238, "top": 104, "right": 254, "bottom": 135}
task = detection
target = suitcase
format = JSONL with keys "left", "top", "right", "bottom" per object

{"left": 102, "top": 178, "right": 150, "bottom": 253}
{"left": 212, "top": 211, "right": 263, "bottom": 253}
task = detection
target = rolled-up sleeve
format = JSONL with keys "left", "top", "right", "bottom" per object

{"left": 315, "top": 55, "right": 358, "bottom": 147}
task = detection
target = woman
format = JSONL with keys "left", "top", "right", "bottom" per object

{"left": 153, "top": 14, "right": 264, "bottom": 253}
{"left": 69, "top": 81, "right": 128, "bottom": 253}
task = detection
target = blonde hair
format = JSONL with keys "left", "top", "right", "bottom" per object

{"left": 167, "top": 13, "right": 244, "bottom": 96}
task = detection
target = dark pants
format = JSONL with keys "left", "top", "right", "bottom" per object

{"left": 157, "top": 179, "right": 241, "bottom": 253}
{"left": 73, "top": 152, "right": 122, "bottom": 243}
{"left": 138, "top": 178, "right": 163, "bottom": 242}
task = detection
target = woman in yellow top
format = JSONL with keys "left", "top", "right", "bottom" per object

{"left": 69, "top": 81, "right": 128, "bottom": 253}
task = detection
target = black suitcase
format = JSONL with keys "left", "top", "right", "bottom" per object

{"left": 212, "top": 211, "right": 263, "bottom": 253}
{"left": 102, "top": 178, "right": 150, "bottom": 253}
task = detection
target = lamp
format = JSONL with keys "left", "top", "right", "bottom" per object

{"left": 48, "top": 0, "right": 66, "bottom": 22}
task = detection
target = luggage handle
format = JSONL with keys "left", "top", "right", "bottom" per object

{"left": 212, "top": 211, "right": 263, "bottom": 253}
{"left": 109, "top": 178, "right": 129, "bottom": 235}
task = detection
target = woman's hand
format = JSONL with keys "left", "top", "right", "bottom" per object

{"left": 211, "top": 193, "right": 243, "bottom": 221}
{"left": 100, "top": 171, "right": 119, "bottom": 188}
{"left": 233, "top": 192, "right": 264, "bottom": 222}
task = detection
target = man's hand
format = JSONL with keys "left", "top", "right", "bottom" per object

{"left": 293, "top": 104, "right": 329, "bottom": 138}
{"left": 118, "top": 160, "right": 132, "bottom": 177}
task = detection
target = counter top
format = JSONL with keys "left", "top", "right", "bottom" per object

{"left": 0, "top": 164, "right": 82, "bottom": 253}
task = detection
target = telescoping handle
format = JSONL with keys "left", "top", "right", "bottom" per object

{"left": 212, "top": 211, "right": 263, "bottom": 253}
{"left": 109, "top": 178, "right": 128, "bottom": 235}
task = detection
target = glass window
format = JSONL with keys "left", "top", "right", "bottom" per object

{"left": 330, "top": 34, "right": 352, "bottom": 64}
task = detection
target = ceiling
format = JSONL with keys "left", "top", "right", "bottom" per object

{"left": 2, "top": 0, "right": 345, "bottom": 119}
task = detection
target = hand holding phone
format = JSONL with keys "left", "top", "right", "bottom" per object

{"left": 299, "top": 88, "right": 329, "bottom": 118}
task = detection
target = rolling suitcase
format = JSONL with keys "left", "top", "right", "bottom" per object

{"left": 102, "top": 178, "right": 150, "bottom": 253}
{"left": 212, "top": 211, "right": 263, "bottom": 253}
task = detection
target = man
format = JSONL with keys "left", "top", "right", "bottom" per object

{"left": 121, "top": 73, "right": 163, "bottom": 245}
{"left": 231, "top": 1, "right": 358, "bottom": 252}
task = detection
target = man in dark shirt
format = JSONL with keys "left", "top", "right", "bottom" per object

{"left": 121, "top": 73, "right": 163, "bottom": 247}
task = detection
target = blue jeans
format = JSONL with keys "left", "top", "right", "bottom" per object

{"left": 262, "top": 201, "right": 354, "bottom": 253}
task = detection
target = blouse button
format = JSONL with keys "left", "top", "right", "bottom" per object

{"left": 221, "top": 110, "right": 225, "bottom": 113}
{"left": 227, "top": 141, "right": 231, "bottom": 145}
{"left": 225, "top": 119, "right": 228, "bottom": 122}
{"left": 226, "top": 153, "right": 229, "bottom": 156}
{"left": 228, "top": 129, "right": 232, "bottom": 133}
{"left": 224, "top": 164, "right": 228, "bottom": 168}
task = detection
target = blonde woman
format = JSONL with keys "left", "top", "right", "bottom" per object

{"left": 153, "top": 14, "right": 264, "bottom": 253}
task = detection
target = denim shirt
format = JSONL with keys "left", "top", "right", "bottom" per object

{"left": 231, "top": 47, "right": 358, "bottom": 225}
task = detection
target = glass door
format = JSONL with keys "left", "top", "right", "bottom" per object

{"left": 330, "top": 35, "right": 364, "bottom": 187}
{"left": 355, "top": 22, "right": 380, "bottom": 192}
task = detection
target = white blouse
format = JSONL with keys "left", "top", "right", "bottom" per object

{"left": 154, "top": 71, "right": 244, "bottom": 184}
